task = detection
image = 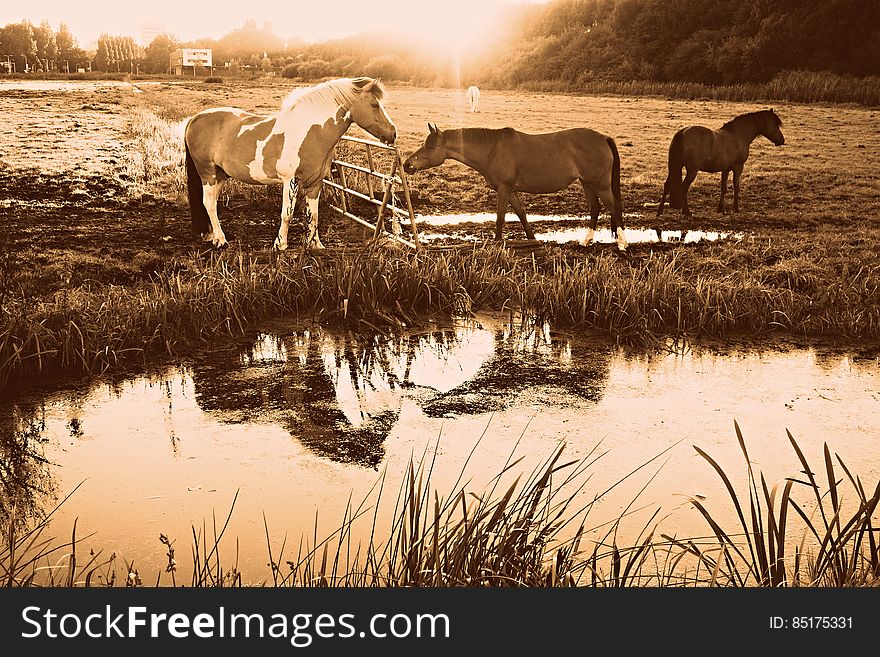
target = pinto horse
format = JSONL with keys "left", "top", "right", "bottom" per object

{"left": 403, "top": 123, "right": 626, "bottom": 249}
{"left": 465, "top": 86, "right": 480, "bottom": 113}
{"left": 656, "top": 109, "right": 785, "bottom": 223}
{"left": 184, "top": 77, "right": 396, "bottom": 250}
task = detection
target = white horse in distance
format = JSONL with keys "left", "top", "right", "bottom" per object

{"left": 466, "top": 86, "right": 480, "bottom": 113}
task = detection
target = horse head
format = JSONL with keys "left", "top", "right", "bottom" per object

{"left": 763, "top": 109, "right": 785, "bottom": 146}
{"left": 346, "top": 77, "right": 397, "bottom": 145}
{"left": 403, "top": 123, "right": 448, "bottom": 174}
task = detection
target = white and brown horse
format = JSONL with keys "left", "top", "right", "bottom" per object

{"left": 184, "top": 77, "right": 397, "bottom": 250}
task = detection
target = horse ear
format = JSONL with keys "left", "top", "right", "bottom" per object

{"left": 428, "top": 122, "right": 437, "bottom": 134}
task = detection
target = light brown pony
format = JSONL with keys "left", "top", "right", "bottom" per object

{"left": 657, "top": 109, "right": 785, "bottom": 224}
{"left": 184, "top": 77, "right": 396, "bottom": 250}
{"left": 403, "top": 124, "right": 626, "bottom": 249}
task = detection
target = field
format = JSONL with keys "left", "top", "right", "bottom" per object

{"left": 2, "top": 78, "right": 880, "bottom": 590}
{"left": 1, "top": 77, "right": 879, "bottom": 386}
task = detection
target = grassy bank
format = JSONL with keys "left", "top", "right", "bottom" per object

{"left": 1, "top": 231, "right": 878, "bottom": 393}
{"left": 3, "top": 425, "right": 878, "bottom": 587}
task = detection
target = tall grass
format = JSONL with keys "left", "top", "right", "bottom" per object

{"left": 666, "top": 422, "right": 880, "bottom": 587}
{"left": 513, "top": 71, "right": 880, "bottom": 107}
{"left": 1, "top": 239, "right": 878, "bottom": 392}
{"left": 4, "top": 425, "right": 877, "bottom": 587}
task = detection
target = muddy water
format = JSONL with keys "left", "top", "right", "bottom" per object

{"left": 3, "top": 313, "right": 878, "bottom": 581}
{"left": 414, "top": 213, "right": 743, "bottom": 244}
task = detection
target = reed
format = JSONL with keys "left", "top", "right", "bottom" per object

{"left": 664, "top": 422, "right": 880, "bottom": 587}
{"left": 4, "top": 425, "right": 877, "bottom": 588}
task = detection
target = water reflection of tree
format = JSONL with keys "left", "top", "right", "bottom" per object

{"left": 0, "top": 401, "right": 56, "bottom": 534}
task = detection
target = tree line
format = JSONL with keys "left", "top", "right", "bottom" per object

{"left": 0, "top": 20, "right": 87, "bottom": 73}
{"left": 478, "top": 0, "right": 880, "bottom": 87}
{"left": 2, "top": 1, "right": 877, "bottom": 86}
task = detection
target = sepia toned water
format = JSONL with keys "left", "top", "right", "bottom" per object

{"left": 3, "top": 313, "right": 878, "bottom": 582}
{"left": 413, "top": 213, "right": 743, "bottom": 245}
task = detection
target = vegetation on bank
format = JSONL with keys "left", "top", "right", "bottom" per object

{"left": 3, "top": 424, "right": 878, "bottom": 587}
{"left": 1, "top": 232, "right": 878, "bottom": 394}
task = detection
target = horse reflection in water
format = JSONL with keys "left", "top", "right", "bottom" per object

{"left": 189, "top": 332, "right": 404, "bottom": 468}
{"left": 188, "top": 318, "right": 612, "bottom": 469}
{"left": 419, "top": 318, "right": 611, "bottom": 417}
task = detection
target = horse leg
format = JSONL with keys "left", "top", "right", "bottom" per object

{"left": 732, "top": 164, "right": 743, "bottom": 213}
{"left": 681, "top": 168, "right": 698, "bottom": 218}
{"left": 201, "top": 179, "right": 228, "bottom": 248}
{"left": 495, "top": 186, "right": 511, "bottom": 240}
{"left": 579, "top": 182, "right": 600, "bottom": 245}
{"left": 654, "top": 181, "right": 670, "bottom": 240}
{"left": 303, "top": 187, "right": 325, "bottom": 250}
{"left": 274, "top": 178, "right": 299, "bottom": 251}
{"left": 598, "top": 188, "right": 627, "bottom": 251}
{"left": 718, "top": 170, "right": 729, "bottom": 214}
{"left": 509, "top": 192, "right": 535, "bottom": 240}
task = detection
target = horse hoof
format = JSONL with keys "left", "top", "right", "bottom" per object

{"left": 273, "top": 239, "right": 288, "bottom": 252}
{"left": 306, "top": 241, "right": 326, "bottom": 250}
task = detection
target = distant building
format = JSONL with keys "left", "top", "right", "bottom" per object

{"left": 170, "top": 48, "right": 213, "bottom": 75}
{"left": 140, "top": 21, "right": 166, "bottom": 47}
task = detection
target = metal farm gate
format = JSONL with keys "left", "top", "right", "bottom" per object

{"left": 322, "top": 135, "right": 422, "bottom": 249}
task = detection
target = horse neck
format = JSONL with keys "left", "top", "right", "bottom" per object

{"left": 442, "top": 130, "right": 496, "bottom": 174}
{"left": 723, "top": 117, "right": 764, "bottom": 145}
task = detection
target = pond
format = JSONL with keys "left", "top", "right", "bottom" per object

{"left": 3, "top": 313, "right": 878, "bottom": 582}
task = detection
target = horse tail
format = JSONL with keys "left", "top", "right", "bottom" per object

{"left": 185, "top": 136, "right": 210, "bottom": 235}
{"left": 606, "top": 136, "right": 622, "bottom": 217}
{"left": 666, "top": 129, "right": 685, "bottom": 209}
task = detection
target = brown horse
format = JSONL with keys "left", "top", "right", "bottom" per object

{"left": 184, "top": 77, "right": 396, "bottom": 250}
{"left": 656, "top": 109, "right": 785, "bottom": 225}
{"left": 403, "top": 123, "right": 626, "bottom": 249}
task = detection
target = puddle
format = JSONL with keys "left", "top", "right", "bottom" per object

{"left": 415, "top": 212, "right": 643, "bottom": 227}
{"left": 414, "top": 213, "right": 743, "bottom": 244}
{"left": 3, "top": 314, "right": 877, "bottom": 580}
{"left": 0, "top": 80, "right": 135, "bottom": 93}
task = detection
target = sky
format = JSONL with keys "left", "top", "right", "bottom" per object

{"left": 0, "top": 0, "right": 548, "bottom": 49}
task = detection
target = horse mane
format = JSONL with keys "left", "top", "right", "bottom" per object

{"left": 279, "top": 77, "right": 386, "bottom": 113}
{"left": 444, "top": 127, "right": 513, "bottom": 144}
{"left": 721, "top": 109, "right": 782, "bottom": 130}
